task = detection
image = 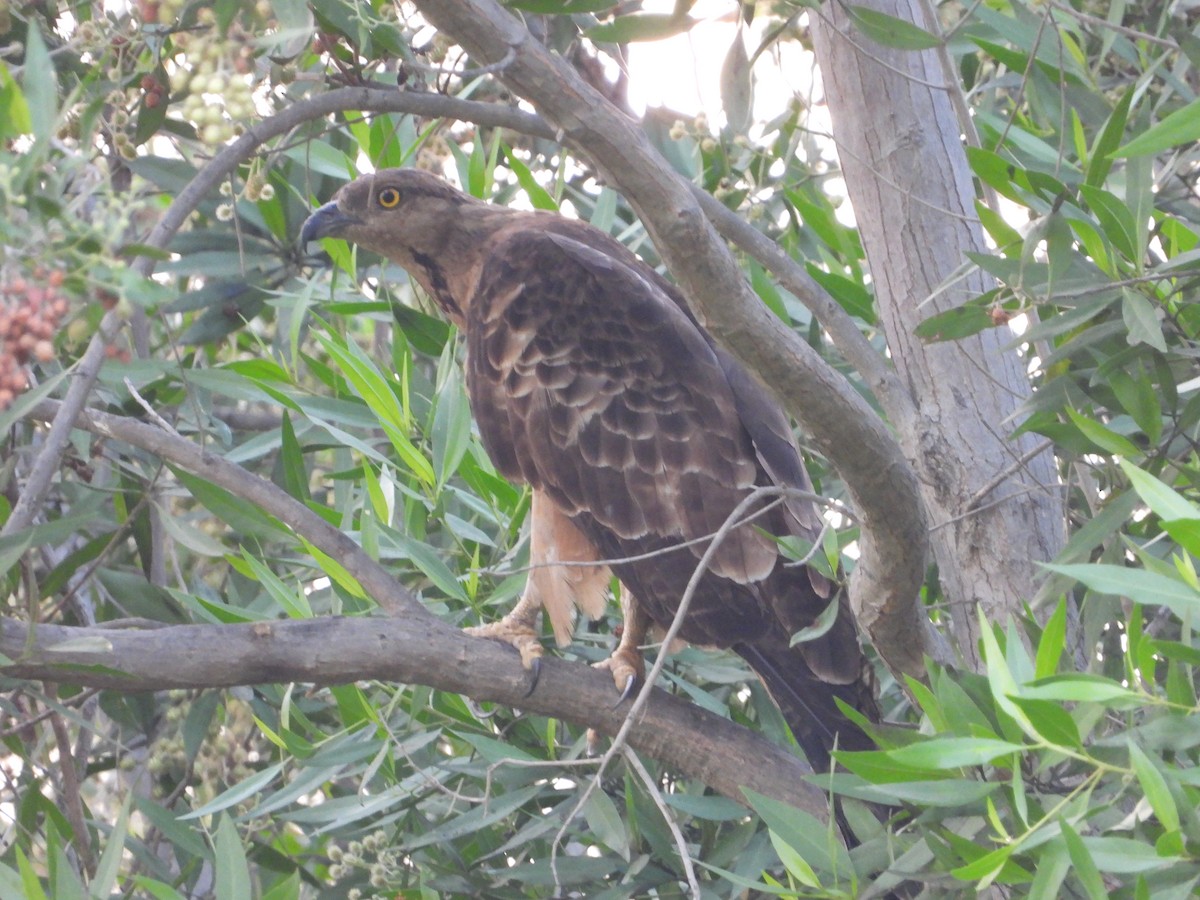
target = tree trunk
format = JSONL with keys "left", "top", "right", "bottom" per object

{"left": 812, "top": 0, "right": 1066, "bottom": 663}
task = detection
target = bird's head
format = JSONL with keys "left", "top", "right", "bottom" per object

{"left": 300, "top": 168, "right": 479, "bottom": 259}
{"left": 301, "top": 168, "right": 492, "bottom": 323}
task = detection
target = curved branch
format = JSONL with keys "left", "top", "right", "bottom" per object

{"left": 407, "top": 0, "right": 944, "bottom": 674}
{"left": 0, "top": 613, "right": 828, "bottom": 818}
{"left": 29, "top": 399, "right": 422, "bottom": 616}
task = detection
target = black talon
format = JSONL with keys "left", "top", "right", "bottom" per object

{"left": 523, "top": 656, "right": 542, "bottom": 698}
{"left": 612, "top": 674, "right": 638, "bottom": 709}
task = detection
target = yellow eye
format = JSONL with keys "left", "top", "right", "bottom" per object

{"left": 377, "top": 187, "right": 401, "bottom": 209}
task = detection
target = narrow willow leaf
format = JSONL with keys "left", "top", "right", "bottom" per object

{"left": 1115, "top": 97, "right": 1200, "bottom": 157}
{"left": 845, "top": 5, "right": 941, "bottom": 49}
{"left": 1127, "top": 740, "right": 1180, "bottom": 833}
{"left": 213, "top": 814, "right": 253, "bottom": 900}
{"left": 1043, "top": 563, "right": 1200, "bottom": 618}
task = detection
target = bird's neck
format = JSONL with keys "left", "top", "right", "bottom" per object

{"left": 406, "top": 206, "right": 518, "bottom": 329}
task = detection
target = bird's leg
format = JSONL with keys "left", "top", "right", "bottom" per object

{"left": 464, "top": 491, "right": 609, "bottom": 681}
{"left": 464, "top": 589, "right": 545, "bottom": 671}
{"left": 593, "top": 590, "right": 649, "bottom": 703}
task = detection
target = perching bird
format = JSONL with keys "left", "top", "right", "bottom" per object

{"left": 301, "top": 169, "right": 877, "bottom": 773}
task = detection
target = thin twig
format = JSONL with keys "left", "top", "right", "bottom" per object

{"left": 45, "top": 684, "right": 95, "bottom": 878}
{"left": 1046, "top": 0, "right": 1179, "bottom": 50}
{"left": 550, "top": 484, "right": 795, "bottom": 893}
{"left": 480, "top": 488, "right": 855, "bottom": 578}
{"left": 404, "top": 44, "right": 517, "bottom": 78}
{"left": 622, "top": 745, "right": 700, "bottom": 900}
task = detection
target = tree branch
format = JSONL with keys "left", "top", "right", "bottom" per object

{"left": 0, "top": 615, "right": 829, "bottom": 819}
{"left": 406, "top": 0, "right": 944, "bottom": 674}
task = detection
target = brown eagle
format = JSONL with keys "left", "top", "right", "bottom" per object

{"left": 301, "top": 169, "right": 876, "bottom": 772}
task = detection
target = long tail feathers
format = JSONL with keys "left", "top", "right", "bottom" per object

{"left": 734, "top": 640, "right": 878, "bottom": 846}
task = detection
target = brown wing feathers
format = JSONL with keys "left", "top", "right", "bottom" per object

{"left": 302, "top": 169, "right": 877, "bottom": 771}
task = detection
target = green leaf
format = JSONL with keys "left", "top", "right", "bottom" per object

{"left": 182, "top": 764, "right": 285, "bottom": 820}
{"left": 720, "top": 32, "right": 753, "bottom": 135}
{"left": 0, "top": 62, "right": 32, "bottom": 139}
{"left": 742, "top": 789, "right": 850, "bottom": 878}
{"left": 1064, "top": 408, "right": 1141, "bottom": 457}
{"left": 586, "top": 13, "right": 697, "bottom": 43}
{"left": 1062, "top": 820, "right": 1107, "bottom": 900}
{"left": 977, "top": 610, "right": 1037, "bottom": 739}
{"left": 789, "top": 596, "right": 840, "bottom": 646}
{"left": 431, "top": 360, "right": 471, "bottom": 489}
{"left": 1127, "top": 740, "right": 1180, "bottom": 833}
{"left": 279, "top": 412, "right": 311, "bottom": 502}
{"left": 1006, "top": 696, "right": 1082, "bottom": 749}
{"left": 1035, "top": 598, "right": 1068, "bottom": 678}
{"left": 1081, "top": 835, "right": 1181, "bottom": 873}
{"left": 385, "top": 531, "right": 469, "bottom": 602}
{"left": 89, "top": 795, "right": 132, "bottom": 899}
{"left": 13, "top": 847, "right": 50, "bottom": 900}
{"left": 20, "top": 27, "right": 57, "bottom": 143}
{"left": 213, "top": 814, "right": 253, "bottom": 900}
{"left": 1087, "top": 85, "right": 1134, "bottom": 187}
{"left": 501, "top": 145, "right": 558, "bottom": 210}
{"left": 769, "top": 830, "right": 821, "bottom": 888}
{"left": 914, "top": 302, "right": 995, "bottom": 342}
{"left": 1115, "top": 97, "right": 1200, "bottom": 157}
{"left": 886, "top": 737, "right": 1024, "bottom": 769}
{"left": 171, "top": 467, "right": 292, "bottom": 541}
{"left": 1119, "top": 460, "right": 1197, "bottom": 521}
{"left": 845, "top": 5, "right": 941, "bottom": 50}
{"left": 584, "top": 790, "right": 630, "bottom": 860}
{"left": 238, "top": 548, "right": 313, "bottom": 619}
{"left": 1023, "top": 674, "right": 1142, "bottom": 705}
{"left": 1122, "top": 289, "right": 1167, "bottom": 352}
{"left": 1043, "top": 563, "right": 1200, "bottom": 618}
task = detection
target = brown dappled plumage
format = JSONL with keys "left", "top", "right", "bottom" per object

{"left": 301, "top": 169, "right": 877, "bottom": 773}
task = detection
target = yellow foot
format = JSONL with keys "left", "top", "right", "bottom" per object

{"left": 593, "top": 645, "right": 645, "bottom": 702}
{"left": 464, "top": 619, "right": 544, "bottom": 670}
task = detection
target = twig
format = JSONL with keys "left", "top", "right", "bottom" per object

{"left": 1046, "top": 0, "right": 1179, "bottom": 50}
{"left": 550, "top": 484, "right": 795, "bottom": 893}
{"left": 622, "top": 745, "right": 700, "bottom": 900}
{"left": 26, "top": 398, "right": 424, "bottom": 616}
{"left": 480, "top": 488, "right": 856, "bottom": 578}
{"left": 0, "top": 687, "right": 100, "bottom": 738}
{"left": 404, "top": 44, "right": 517, "bottom": 78}
{"left": 966, "top": 438, "right": 1056, "bottom": 510}
{"left": 45, "top": 684, "right": 95, "bottom": 878}
{"left": 124, "top": 377, "right": 178, "bottom": 434}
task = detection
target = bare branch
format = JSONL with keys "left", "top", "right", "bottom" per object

{"left": 0, "top": 615, "right": 829, "bottom": 819}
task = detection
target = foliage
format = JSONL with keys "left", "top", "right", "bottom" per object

{"left": 0, "top": 0, "right": 1198, "bottom": 897}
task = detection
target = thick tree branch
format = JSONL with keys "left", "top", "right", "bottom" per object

{"left": 408, "top": 0, "right": 944, "bottom": 674}
{"left": 0, "top": 614, "right": 829, "bottom": 819}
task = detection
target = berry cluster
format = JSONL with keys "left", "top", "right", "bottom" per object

{"left": 162, "top": 9, "right": 261, "bottom": 148}
{"left": 0, "top": 270, "right": 68, "bottom": 411}
{"left": 140, "top": 73, "right": 166, "bottom": 110}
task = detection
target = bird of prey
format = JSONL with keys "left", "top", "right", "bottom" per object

{"left": 301, "top": 169, "right": 877, "bottom": 772}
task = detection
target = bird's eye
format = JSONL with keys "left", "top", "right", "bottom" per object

{"left": 377, "top": 188, "right": 401, "bottom": 209}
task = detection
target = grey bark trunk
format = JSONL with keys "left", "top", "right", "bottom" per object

{"left": 812, "top": 0, "right": 1066, "bottom": 664}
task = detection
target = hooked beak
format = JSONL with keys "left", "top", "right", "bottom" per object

{"left": 300, "top": 200, "right": 361, "bottom": 246}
